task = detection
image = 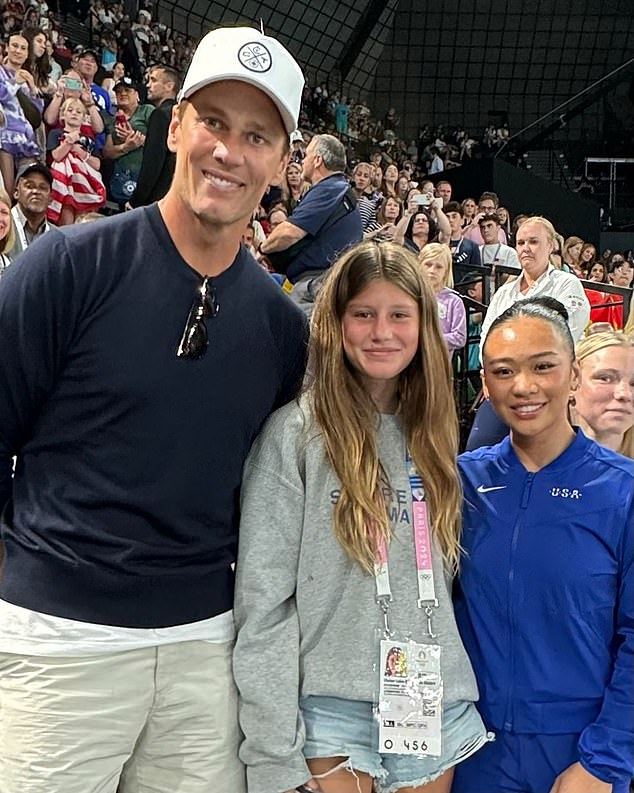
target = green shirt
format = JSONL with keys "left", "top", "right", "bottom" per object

{"left": 107, "top": 103, "right": 154, "bottom": 175}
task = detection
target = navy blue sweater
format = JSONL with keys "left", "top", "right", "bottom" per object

{"left": 0, "top": 205, "right": 308, "bottom": 628}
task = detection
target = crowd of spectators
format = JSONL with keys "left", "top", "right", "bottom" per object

{"left": 1, "top": 0, "right": 632, "bottom": 375}
{"left": 0, "top": 0, "right": 514, "bottom": 228}
{"left": 1, "top": 22, "right": 633, "bottom": 793}
{"left": 298, "top": 84, "right": 510, "bottom": 172}
{"left": 0, "top": 0, "right": 185, "bottom": 239}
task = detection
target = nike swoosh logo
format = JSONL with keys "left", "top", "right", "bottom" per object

{"left": 477, "top": 485, "right": 507, "bottom": 493}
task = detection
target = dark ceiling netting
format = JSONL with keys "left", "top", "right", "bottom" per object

{"left": 156, "top": 0, "right": 634, "bottom": 148}
{"left": 155, "top": 0, "right": 397, "bottom": 95}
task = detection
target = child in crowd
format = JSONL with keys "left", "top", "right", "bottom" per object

{"left": 47, "top": 96, "right": 106, "bottom": 224}
{"left": 419, "top": 243, "right": 466, "bottom": 355}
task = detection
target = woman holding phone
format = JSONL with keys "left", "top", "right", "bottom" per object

{"left": 394, "top": 191, "right": 451, "bottom": 251}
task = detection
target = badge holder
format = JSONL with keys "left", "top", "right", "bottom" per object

{"left": 373, "top": 596, "right": 443, "bottom": 757}
{"left": 372, "top": 453, "right": 444, "bottom": 758}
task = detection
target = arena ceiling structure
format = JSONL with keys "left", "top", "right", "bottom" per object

{"left": 156, "top": 0, "right": 634, "bottom": 143}
{"left": 155, "top": 0, "right": 398, "bottom": 97}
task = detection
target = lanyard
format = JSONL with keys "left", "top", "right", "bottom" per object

{"left": 375, "top": 451, "right": 438, "bottom": 638}
{"left": 483, "top": 243, "right": 501, "bottom": 264}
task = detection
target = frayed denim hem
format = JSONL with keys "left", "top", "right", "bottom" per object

{"left": 311, "top": 756, "right": 388, "bottom": 791}
{"left": 375, "top": 730, "right": 495, "bottom": 793}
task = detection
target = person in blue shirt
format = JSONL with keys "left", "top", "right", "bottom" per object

{"left": 259, "top": 133, "right": 363, "bottom": 286}
{"left": 452, "top": 296, "right": 634, "bottom": 793}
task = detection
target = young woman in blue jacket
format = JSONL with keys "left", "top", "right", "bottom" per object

{"left": 452, "top": 297, "right": 634, "bottom": 793}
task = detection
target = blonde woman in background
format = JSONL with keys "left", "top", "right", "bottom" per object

{"left": 466, "top": 216, "right": 590, "bottom": 450}
{"left": 234, "top": 241, "right": 489, "bottom": 793}
{"left": 0, "top": 187, "right": 16, "bottom": 278}
{"left": 572, "top": 330, "right": 634, "bottom": 458}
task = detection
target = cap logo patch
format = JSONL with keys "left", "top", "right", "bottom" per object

{"left": 237, "top": 42, "right": 272, "bottom": 73}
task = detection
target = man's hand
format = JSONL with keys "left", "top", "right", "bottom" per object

{"left": 549, "top": 762, "right": 612, "bottom": 793}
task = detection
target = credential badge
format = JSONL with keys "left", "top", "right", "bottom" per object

{"left": 238, "top": 42, "right": 272, "bottom": 73}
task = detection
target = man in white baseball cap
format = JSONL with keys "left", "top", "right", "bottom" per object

{"left": 0, "top": 26, "right": 307, "bottom": 793}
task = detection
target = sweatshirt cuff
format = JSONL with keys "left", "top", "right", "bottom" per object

{"left": 245, "top": 758, "right": 311, "bottom": 793}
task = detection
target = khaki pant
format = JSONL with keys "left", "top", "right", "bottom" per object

{"left": 0, "top": 640, "right": 246, "bottom": 793}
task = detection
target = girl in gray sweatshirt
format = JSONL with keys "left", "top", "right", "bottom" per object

{"left": 234, "top": 241, "right": 489, "bottom": 793}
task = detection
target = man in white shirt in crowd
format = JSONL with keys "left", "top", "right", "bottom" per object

{"left": 479, "top": 212, "right": 520, "bottom": 271}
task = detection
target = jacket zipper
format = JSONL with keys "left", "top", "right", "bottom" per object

{"left": 504, "top": 472, "right": 534, "bottom": 731}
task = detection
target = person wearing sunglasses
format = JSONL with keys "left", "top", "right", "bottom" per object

{"left": 0, "top": 26, "right": 307, "bottom": 793}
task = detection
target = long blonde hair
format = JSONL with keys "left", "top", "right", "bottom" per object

{"left": 575, "top": 330, "right": 634, "bottom": 458}
{"left": 310, "top": 241, "right": 462, "bottom": 573}
{"left": 563, "top": 235, "right": 584, "bottom": 266}
{"left": 0, "top": 188, "right": 16, "bottom": 256}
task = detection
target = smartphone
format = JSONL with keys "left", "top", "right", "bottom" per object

{"left": 433, "top": 197, "right": 443, "bottom": 211}
{"left": 414, "top": 194, "right": 432, "bottom": 207}
{"left": 64, "top": 77, "right": 82, "bottom": 92}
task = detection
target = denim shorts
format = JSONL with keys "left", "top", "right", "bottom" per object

{"left": 301, "top": 695, "right": 492, "bottom": 793}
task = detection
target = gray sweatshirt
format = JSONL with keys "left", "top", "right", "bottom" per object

{"left": 233, "top": 397, "right": 479, "bottom": 793}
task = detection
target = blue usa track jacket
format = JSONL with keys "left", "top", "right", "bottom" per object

{"left": 455, "top": 430, "right": 634, "bottom": 787}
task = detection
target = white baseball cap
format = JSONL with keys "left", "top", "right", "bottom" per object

{"left": 179, "top": 26, "right": 305, "bottom": 135}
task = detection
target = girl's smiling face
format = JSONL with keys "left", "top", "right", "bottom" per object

{"left": 483, "top": 316, "right": 578, "bottom": 447}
